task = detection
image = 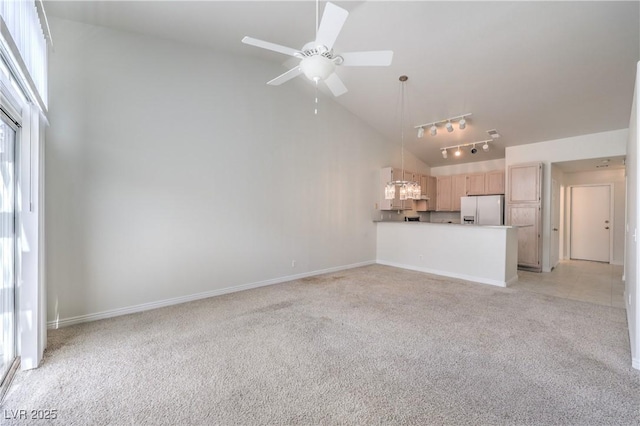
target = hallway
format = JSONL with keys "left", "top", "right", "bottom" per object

{"left": 511, "top": 260, "right": 625, "bottom": 308}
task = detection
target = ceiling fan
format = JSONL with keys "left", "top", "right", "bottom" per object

{"left": 242, "top": 1, "right": 393, "bottom": 97}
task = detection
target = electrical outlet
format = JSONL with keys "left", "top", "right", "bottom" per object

{"left": 291, "top": 260, "right": 296, "bottom": 268}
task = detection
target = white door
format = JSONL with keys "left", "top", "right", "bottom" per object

{"left": 570, "top": 185, "right": 611, "bottom": 262}
{"left": 550, "top": 178, "right": 560, "bottom": 268}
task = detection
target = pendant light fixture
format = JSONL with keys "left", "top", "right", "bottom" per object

{"left": 385, "top": 75, "right": 421, "bottom": 200}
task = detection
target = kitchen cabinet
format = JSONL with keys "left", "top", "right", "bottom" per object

{"left": 452, "top": 174, "right": 467, "bottom": 211}
{"left": 436, "top": 176, "right": 452, "bottom": 211}
{"left": 507, "top": 204, "right": 541, "bottom": 271}
{"left": 506, "top": 162, "right": 543, "bottom": 272}
{"left": 508, "top": 163, "right": 541, "bottom": 203}
{"left": 466, "top": 173, "right": 486, "bottom": 195}
{"left": 379, "top": 167, "right": 413, "bottom": 211}
{"left": 416, "top": 174, "right": 437, "bottom": 212}
{"left": 485, "top": 170, "right": 505, "bottom": 195}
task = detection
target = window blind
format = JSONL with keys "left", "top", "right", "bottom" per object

{"left": 0, "top": 0, "right": 48, "bottom": 107}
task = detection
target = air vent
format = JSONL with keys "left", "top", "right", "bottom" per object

{"left": 487, "top": 129, "right": 501, "bottom": 139}
{"left": 596, "top": 164, "right": 609, "bottom": 168}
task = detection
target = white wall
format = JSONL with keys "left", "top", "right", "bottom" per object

{"left": 625, "top": 62, "right": 639, "bottom": 370}
{"left": 562, "top": 169, "right": 626, "bottom": 265}
{"left": 46, "top": 18, "right": 427, "bottom": 325}
{"left": 506, "top": 129, "right": 628, "bottom": 272}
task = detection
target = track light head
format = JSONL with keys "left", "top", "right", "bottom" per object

{"left": 430, "top": 125, "right": 437, "bottom": 136}
{"left": 483, "top": 142, "right": 490, "bottom": 152}
{"left": 442, "top": 149, "right": 447, "bottom": 159}
{"left": 417, "top": 127, "right": 424, "bottom": 138}
{"left": 459, "top": 118, "right": 466, "bottom": 130}
{"left": 446, "top": 121, "right": 454, "bottom": 132}
{"left": 454, "top": 146, "right": 461, "bottom": 157}
{"left": 470, "top": 144, "right": 477, "bottom": 154}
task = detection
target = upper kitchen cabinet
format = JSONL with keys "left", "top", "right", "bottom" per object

{"left": 508, "top": 163, "right": 542, "bottom": 203}
{"left": 416, "top": 174, "right": 437, "bottom": 212}
{"left": 466, "top": 173, "right": 486, "bottom": 195}
{"left": 452, "top": 174, "right": 467, "bottom": 211}
{"left": 485, "top": 170, "right": 505, "bottom": 195}
{"left": 436, "top": 176, "right": 453, "bottom": 211}
{"left": 437, "top": 174, "right": 467, "bottom": 211}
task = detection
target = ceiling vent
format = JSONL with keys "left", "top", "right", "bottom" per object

{"left": 487, "top": 129, "right": 501, "bottom": 139}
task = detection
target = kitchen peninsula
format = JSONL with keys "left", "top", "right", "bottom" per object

{"left": 376, "top": 221, "right": 518, "bottom": 287}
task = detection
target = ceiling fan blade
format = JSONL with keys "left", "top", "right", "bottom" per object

{"left": 315, "top": 2, "right": 349, "bottom": 50}
{"left": 242, "top": 36, "right": 300, "bottom": 57}
{"left": 267, "top": 67, "right": 302, "bottom": 86}
{"left": 340, "top": 51, "right": 394, "bottom": 67}
{"left": 324, "top": 72, "right": 348, "bottom": 97}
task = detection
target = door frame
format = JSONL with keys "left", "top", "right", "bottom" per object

{"left": 566, "top": 183, "right": 614, "bottom": 263}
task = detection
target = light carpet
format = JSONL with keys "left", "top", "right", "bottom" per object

{"left": 2, "top": 265, "right": 639, "bottom": 425}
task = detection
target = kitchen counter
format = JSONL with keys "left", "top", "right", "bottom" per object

{"left": 376, "top": 221, "right": 518, "bottom": 287}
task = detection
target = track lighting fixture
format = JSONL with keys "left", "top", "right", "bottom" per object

{"left": 414, "top": 113, "right": 472, "bottom": 137}
{"left": 446, "top": 121, "right": 454, "bottom": 133}
{"left": 439, "top": 140, "right": 492, "bottom": 160}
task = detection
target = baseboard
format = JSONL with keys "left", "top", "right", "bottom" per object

{"left": 47, "top": 260, "right": 375, "bottom": 329}
{"left": 505, "top": 275, "right": 519, "bottom": 287}
{"left": 376, "top": 260, "right": 508, "bottom": 288}
{"left": 633, "top": 357, "right": 640, "bottom": 370}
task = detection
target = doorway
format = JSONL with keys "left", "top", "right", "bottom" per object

{"left": 570, "top": 185, "right": 612, "bottom": 262}
{"left": 0, "top": 114, "right": 17, "bottom": 393}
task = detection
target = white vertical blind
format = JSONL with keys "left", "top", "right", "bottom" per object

{"left": 0, "top": 0, "right": 47, "bottom": 107}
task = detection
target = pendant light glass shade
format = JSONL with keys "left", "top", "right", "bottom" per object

{"left": 385, "top": 183, "right": 396, "bottom": 200}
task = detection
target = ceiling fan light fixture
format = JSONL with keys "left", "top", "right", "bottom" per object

{"left": 430, "top": 125, "right": 438, "bottom": 136}
{"left": 300, "top": 55, "right": 336, "bottom": 82}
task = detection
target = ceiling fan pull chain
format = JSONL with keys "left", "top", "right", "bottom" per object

{"left": 314, "top": 80, "right": 319, "bottom": 115}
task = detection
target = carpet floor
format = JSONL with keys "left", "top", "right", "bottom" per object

{"left": 2, "top": 265, "right": 639, "bottom": 425}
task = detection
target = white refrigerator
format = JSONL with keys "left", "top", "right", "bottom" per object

{"left": 460, "top": 195, "right": 504, "bottom": 225}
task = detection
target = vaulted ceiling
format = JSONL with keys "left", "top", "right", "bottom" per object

{"left": 44, "top": 1, "right": 640, "bottom": 167}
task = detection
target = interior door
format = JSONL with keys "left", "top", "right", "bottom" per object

{"left": 0, "top": 117, "right": 16, "bottom": 384}
{"left": 570, "top": 185, "right": 610, "bottom": 262}
{"left": 550, "top": 178, "right": 560, "bottom": 268}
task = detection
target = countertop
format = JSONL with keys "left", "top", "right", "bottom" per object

{"left": 372, "top": 220, "right": 522, "bottom": 229}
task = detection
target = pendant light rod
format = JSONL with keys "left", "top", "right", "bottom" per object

{"left": 384, "top": 75, "right": 421, "bottom": 201}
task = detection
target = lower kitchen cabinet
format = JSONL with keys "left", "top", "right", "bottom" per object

{"left": 507, "top": 204, "right": 542, "bottom": 272}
